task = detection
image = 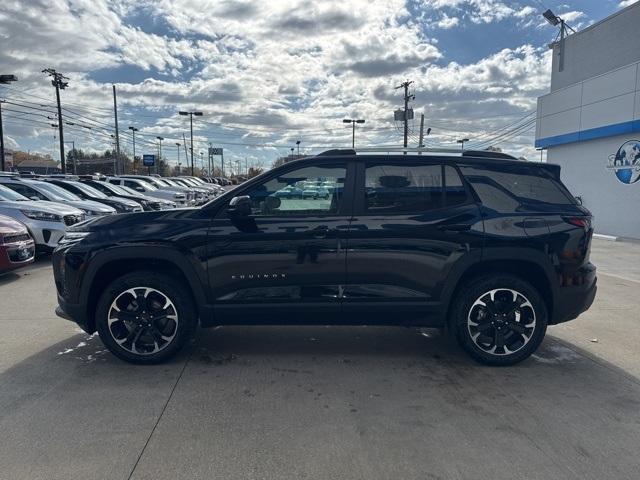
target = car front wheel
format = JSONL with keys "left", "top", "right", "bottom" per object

{"left": 95, "top": 271, "right": 197, "bottom": 364}
{"left": 450, "top": 274, "right": 547, "bottom": 366}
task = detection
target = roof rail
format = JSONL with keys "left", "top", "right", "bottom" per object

{"left": 462, "top": 150, "right": 518, "bottom": 160}
{"left": 317, "top": 148, "right": 356, "bottom": 156}
{"left": 316, "top": 146, "right": 519, "bottom": 159}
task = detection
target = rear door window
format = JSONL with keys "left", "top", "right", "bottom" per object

{"left": 363, "top": 162, "right": 469, "bottom": 214}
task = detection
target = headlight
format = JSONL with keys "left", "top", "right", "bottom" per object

{"left": 58, "top": 231, "right": 90, "bottom": 245}
{"left": 21, "top": 210, "right": 62, "bottom": 222}
{"left": 82, "top": 209, "right": 104, "bottom": 216}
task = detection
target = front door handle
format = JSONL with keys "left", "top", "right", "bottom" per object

{"left": 311, "top": 225, "right": 329, "bottom": 238}
{"left": 437, "top": 224, "right": 472, "bottom": 233}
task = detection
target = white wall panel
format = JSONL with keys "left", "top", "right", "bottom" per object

{"left": 580, "top": 93, "right": 636, "bottom": 130}
{"left": 582, "top": 64, "right": 637, "bottom": 105}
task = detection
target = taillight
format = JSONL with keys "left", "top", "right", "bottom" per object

{"left": 563, "top": 216, "right": 591, "bottom": 229}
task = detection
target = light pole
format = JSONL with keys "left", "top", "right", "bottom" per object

{"left": 457, "top": 138, "right": 469, "bottom": 152}
{"left": 343, "top": 118, "right": 365, "bottom": 148}
{"left": 175, "top": 142, "right": 181, "bottom": 174}
{"left": 128, "top": 126, "right": 138, "bottom": 165}
{"left": 179, "top": 110, "right": 203, "bottom": 176}
{"left": 296, "top": 140, "right": 301, "bottom": 156}
{"left": 43, "top": 69, "right": 69, "bottom": 173}
{"left": 156, "top": 136, "right": 164, "bottom": 175}
{"left": 0, "top": 74, "right": 17, "bottom": 171}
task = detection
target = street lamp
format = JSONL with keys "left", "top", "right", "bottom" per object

{"left": 156, "top": 136, "right": 164, "bottom": 175}
{"left": 175, "top": 142, "right": 181, "bottom": 174}
{"left": 0, "top": 74, "right": 17, "bottom": 171}
{"left": 343, "top": 118, "right": 365, "bottom": 148}
{"left": 128, "top": 126, "right": 139, "bottom": 163}
{"left": 296, "top": 140, "right": 301, "bottom": 156}
{"left": 457, "top": 138, "right": 469, "bottom": 152}
{"left": 542, "top": 9, "right": 576, "bottom": 72}
{"left": 178, "top": 110, "right": 203, "bottom": 175}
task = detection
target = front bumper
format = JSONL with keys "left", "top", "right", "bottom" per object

{"left": 55, "top": 295, "right": 93, "bottom": 333}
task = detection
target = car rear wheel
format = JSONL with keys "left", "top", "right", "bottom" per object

{"left": 95, "top": 271, "right": 197, "bottom": 364}
{"left": 450, "top": 274, "right": 547, "bottom": 366}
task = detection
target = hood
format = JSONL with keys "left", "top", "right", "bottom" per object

{"left": 0, "top": 199, "right": 84, "bottom": 215}
{"left": 68, "top": 199, "right": 116, "bottom": 214}
{"left": 0, "top": 214, "right": 27, "bottom": 235}
{"left": 69, "top": 207, "right": 197, "bottom": 232}
{"left": 110, "top": 196, "right": 142, "bottom": 207}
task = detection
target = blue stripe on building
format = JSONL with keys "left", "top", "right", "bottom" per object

{"left": 535, "top": 120, "right": 640, "bottom": 148}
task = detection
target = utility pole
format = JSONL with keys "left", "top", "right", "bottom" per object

{"left": 43, "top": 68, "right": 69, "bottom": 173}
{"left": 112, "top": 85, "right": 121, "bottom": 174}
{"left": 179, "top": 110, "right": 203, "bottom": 176}
{"left": 395, "top": 80, "right": 414, "bottom": 153}
{"left": 1, "top": 75, "right": 18, "bottom": 171}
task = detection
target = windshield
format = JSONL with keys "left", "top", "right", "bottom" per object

{"left": 0, "top": 184, "right": 29, "bottom": 201}
{"left": 31, "top": 181, "right": 81, "bottom": 201}
{"left": 118, "top": 185, "right": 144, "bottom": 196}
{"left": 162, "top": 178, "right": 179, "bottom": 186}
{"left": 67, "top": 181, "right": 108, "bottom": 199}
{"left": 101, "top": 182, "right": 132, "bottom": 196}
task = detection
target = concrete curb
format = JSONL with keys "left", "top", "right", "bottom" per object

{"left": 594, "top": 233, "right": 640, "bottom": 244}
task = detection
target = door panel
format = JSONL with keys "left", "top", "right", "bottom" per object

{"left": 206, "top": 161, "right": 353, "bottom": 324}
{"left": 343, "top": 161, "right": 483, "bottom": 325}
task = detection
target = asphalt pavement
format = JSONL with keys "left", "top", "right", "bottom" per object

{"left": 1, "top": 238, "right": 639, "bottom": 480}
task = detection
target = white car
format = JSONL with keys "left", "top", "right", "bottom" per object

{"left": 121, "top": 175, "right": 197, "bottom": 205}
{"left": 0, "top": 178, "right": 116, "bottom": 219}
{"left": 0, "top": 184, "right": 85, "bottom": 251}
{"left": 107, "top": 177, "right": 189, "bottom": 206}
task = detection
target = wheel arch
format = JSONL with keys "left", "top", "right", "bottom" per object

{"left": 444, "top": 256, "right": 555, "bottom": 325}
{"left": 80, "top": 246, "right": 208, "bottom": 333}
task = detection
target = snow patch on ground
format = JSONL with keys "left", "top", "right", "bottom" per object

{"left": 532, "top": 344, "right": 582, "bottom": 364}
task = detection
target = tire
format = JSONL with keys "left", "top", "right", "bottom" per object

{"left": 95, "top": 271, "right": 197, "bottom": 364}
{"left": 450, "top": 274, "right": 547, "bottom": 366}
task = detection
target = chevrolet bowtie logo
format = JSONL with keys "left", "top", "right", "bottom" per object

{"left": 231, "top": 273, "right": 287, "bottom": 280}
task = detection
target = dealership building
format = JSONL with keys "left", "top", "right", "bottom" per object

{"left": 535, "top": 2, "right": 640, "bottom": 239}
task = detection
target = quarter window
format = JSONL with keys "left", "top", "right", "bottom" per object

{"left": 242, "top": 164, "right": 346, "bottom": 216}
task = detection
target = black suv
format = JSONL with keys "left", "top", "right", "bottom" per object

{"left": 53, "top": 150, "right": 596, "bottom": 365}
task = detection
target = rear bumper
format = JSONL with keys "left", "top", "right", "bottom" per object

{"left": 551, "top": 266, "right": 598, "bottom": 325}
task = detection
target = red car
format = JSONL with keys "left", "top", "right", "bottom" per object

{"left": 0, "top": 214, "right": 35, "bottom": 274}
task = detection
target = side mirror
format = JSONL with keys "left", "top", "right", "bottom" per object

{"left": 574, "top": 196, "right": 583, "bottom": 206}
{"left": 228, "top": 195, "right": 252, "bottom": 217}
{"left": 30, "top": 196, "right": 41, "bottom": 201}
{"left": 135, "top": 187, "right": 145, "bottom": 192}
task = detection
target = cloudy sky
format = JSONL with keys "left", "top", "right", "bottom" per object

{"left": 0, "top": 0, "right": 634, "bottom": 170}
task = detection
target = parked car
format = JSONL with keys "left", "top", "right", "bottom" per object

{"left": 0, "top": 214, "right": 35, "bottom": 273}
{"left": 121, "top": 175, "right": 197, "bottom": 205}
{"left": 107, "top": 177, "right": 188, "bottom": 206}
{"left": 80, "top": 179, "right": 176, "bottom": 211}
{"left": 0, "top": 184, "right": 85, "bottom": 252}
{"left": 0, "top": 177, "right": 116, "bottom": 218}
{"left": 53, "top": 149, "right": 596, "bottom": 365}
{"left": 45, "top": 179, "right": 143, "bottom": 213}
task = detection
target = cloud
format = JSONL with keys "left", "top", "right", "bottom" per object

{"left": 619, "top": 0, "right": 637, "bottom": 8}
{"left": 1, "top": 0, "right": 560, "bottom": 163}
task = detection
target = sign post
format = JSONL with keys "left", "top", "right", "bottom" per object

{"left": 209, "top": 147, "right": 224, "bottom": 177}
{"left": 142, "top": 154, "right": 155, "bottom": 175}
